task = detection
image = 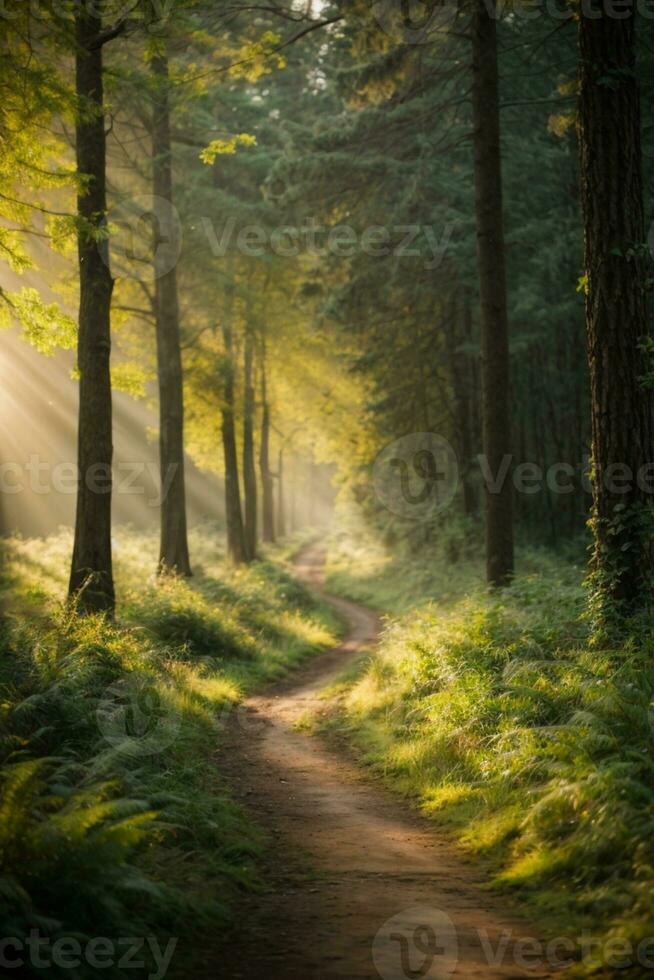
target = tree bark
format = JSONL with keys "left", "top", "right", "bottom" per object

{"left": 221, "top": 311, "right": 247, "bottom": 564}
{"left": 289, "top": 463, "right": 296, "bottom": 533}
{"left": 151, "top": 51, "right": 192, "bottom": 577}
{"left": 277, "top": 448, "right": 286, "bottom": 538}
{"left": 242, "top": 321, "right": 257, "bottom": 561}
{"left": 471, "top": 0, "right": 514, "bottom": 588}
{"left": 446, "top": 291, "right": 479, "bottom": 519}
{"left": 260, "top": 356, "right": 276, "bottom": 543}
{"left": 307, "top": 459, "right": 316, "bottom": 527}
{"left": 578, "top": 12, "right": 654, "bottom": 614}
{"left": 68, "top": 9, "right": 115, "bottom": 614}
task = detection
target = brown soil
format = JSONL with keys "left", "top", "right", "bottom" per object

{"left": 211, "top": 546, "right": 558, "bottom": 979}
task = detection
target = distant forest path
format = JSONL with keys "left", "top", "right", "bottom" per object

{"left": 212, "top": 545, "right": 555, "bottom": 980}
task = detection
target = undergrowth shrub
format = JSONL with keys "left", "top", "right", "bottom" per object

{"left": 130, "top": 578, "right": 256, "bottom": 661}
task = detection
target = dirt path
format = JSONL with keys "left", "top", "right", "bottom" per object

{"left": 214, "top": 546, "right": 557, "bottom": 979}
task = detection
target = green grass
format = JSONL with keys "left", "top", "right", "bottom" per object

{"left": 0, "top": 525, "right": 337, "bottom": 979}
{"left": 320, "top": 532, "right": 654, "bottom": 975}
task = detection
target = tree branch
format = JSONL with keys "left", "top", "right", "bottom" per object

{"left": 175, "top": 14, "right": 344, "bottom": 86}
{"left": 88, "top": 18, "right": 132, "bottom": 50}
{"left": 275, "top": 14, "right": 344, "bottom": 52}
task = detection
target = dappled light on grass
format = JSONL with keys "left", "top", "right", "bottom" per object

{"left": 184, "top": 668, "right": 242, "bottom": 706}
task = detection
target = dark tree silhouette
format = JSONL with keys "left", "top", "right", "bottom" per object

{"left": 578, "top": 11, "right": 654, "bottom": 616}
{"left": 151, "top": 50, "right": 192, "bottom": 577}
{"left": 471, "top": 0, "right": 514, "bottom": 588}
{"left": 68, "top": 8, "right": 116, "bottom": 613}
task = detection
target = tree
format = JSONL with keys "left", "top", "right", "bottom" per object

{"left": 242, "top": 317, "right": 258, "bottom": 560}
{"left": 578, "top": 10, "right": 654, "bottom": 621}
{"left": 68, "top": 7, "right": 117, "bottom": 613}
{"left": 445, "top": 290, "right": 480, "bottom": 519}
{"left": 150, "top": 49, "right": 192, "bottom": 577}
{"left": 260, "top": 347, "right": 276, "bottom": 543}
{"left": 220, "top": 290, "right": 247, "bottom": 564}
{"left": 277, "top": 447, "right": 286, "bottom": 538}
{"left": 471, "top": 0, "right": 514, "bottom": 588}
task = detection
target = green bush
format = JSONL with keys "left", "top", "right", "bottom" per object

{"left": 130, "top": 578, "right": 256, "bottom": 661}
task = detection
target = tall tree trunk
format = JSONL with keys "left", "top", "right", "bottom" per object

{"left": 578, "top": 12, "right": 654, "bottom": 616}
{"left": 277, "top": 448, "right": 286, "bottom": 538}
{"left": 151, "top": 51, "right": 191, "bottom": 577}
{"left": 289, "top": 462, "right": 296, "bottom": 533}
{"left": 447, "top": 290, "right": 478, "bottom": 519}
{"left": 307, "top": 459, "right": 315, "bottom": 527}
{"left": 68, "top": 10, "right": 115, "bottom": 614}
{"left": 242, "top": 322, "right": 257, "bottom": 561}
{"left": 259, "top": 351, "right": 275, "bottom": 543}
{"left": 221, "top": 312, "right": 247, "bottom": 564}
{"left": 471, "top": 0, "right": 514, "bottom": 588}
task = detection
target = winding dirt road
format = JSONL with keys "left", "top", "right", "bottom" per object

{"left": 214, "top": 547, "right": 556, "bottom": 979}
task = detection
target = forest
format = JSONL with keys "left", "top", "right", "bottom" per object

{"left": 2, "top": 1, "right": 654, "bottom": 978}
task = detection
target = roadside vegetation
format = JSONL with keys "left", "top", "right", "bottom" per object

{"left": 319, "top": 529, "right": 654, "bottom": 974}
{"left": 0, "top": 527, "right": 336, "bottom": 979}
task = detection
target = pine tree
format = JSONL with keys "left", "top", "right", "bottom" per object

{"left": 221, "top": 290, "right": 247, "bottom": 564}
{"left": 578, "top": 10, "right": 654, "bottom": 621}
{"left": 150, "top": 49, "right": 192, "bottom": 577}
{"left": 68, "top": 7, "right": 117, "bottom": 614}
{"left": 471, "top": 0, "right": 514, "bottom": 588}
{"left": 242, "top": 317, "right": 258, "bottom": 560}
{"left": 260, "top": 350, "right": 276, "bottom": 543}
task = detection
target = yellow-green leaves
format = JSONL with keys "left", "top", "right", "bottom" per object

{"left": 229, "top": 31, "right": 286, "bottom": 82}
{"left": 199, "top": 133, "right": 257, "bottom": 166}
{"left": 69, "top": 361, "right": 153, "bottom": 397}
{"left": 548, "top": 113, "right": 575, "bottom": 138}
{"left": 110, "top": 362, "right": 155, "bottom": 398}
{"left": 0, "top": 288, "right": 76, "bottom": 355}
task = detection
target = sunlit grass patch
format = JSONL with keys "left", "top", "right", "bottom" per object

{"left": 325, "top": 530, "right": 484, "bottom": 614}
{"left": 185, "top": 668, "right": 242, "bottom": 705}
